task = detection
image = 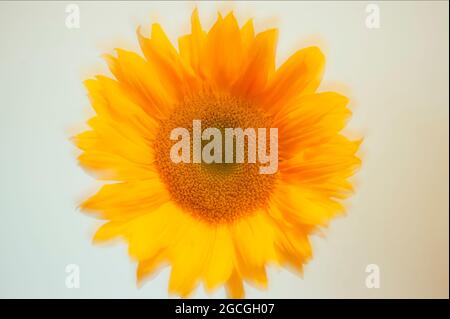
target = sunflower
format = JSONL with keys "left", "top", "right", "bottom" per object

{"left": 75, "top": 9, "right": 361, "bottom": 298}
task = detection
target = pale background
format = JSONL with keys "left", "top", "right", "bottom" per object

{"left": 0, "top": 1, "right": 448, "bottom": 298}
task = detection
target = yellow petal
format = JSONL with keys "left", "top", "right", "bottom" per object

{"left": 272, "top": 225, "right": 312, "bottom": 273}
{"left": 104, "top": 50, "right": 175, "bottom": 119}
{"left": 231, "top": 213, "right": 279, "bottom": 287}
{"left": 84, "top": 77, "right": 159, "bottom": 138}
{"left": 203, "top": 226, "right": 234, "bottom": 291}
{"left": 280, "top": 135, "right": 361, "bottom": 198}
{"left": 271, "top": 183, "right": 344, "bottom": 228}
{"left": 126, "top": 202, "right": 184, "bottom": 261}
{"left": 226, "top": 270, "right": 244, "bottom": 299}
{"left": 178, "top": 8, "right": 207, "bottom": 80}
{"left": 275, "top": 92, "right": 351, "bottom": 160}
{"left": 86, "top": 117, "right": 154, "bottom": 166}
{"left": 261, "top": 46, "right": 325, "bottom": 115}
{"left": 93, "top": 221, "right": 127, "bottom": 243}
{"left": 138, "top": 23, "right": 198, "bottom": 96}
{"left": 137, "top": 252, "right": 167, "bottom": 285}
{"left": 232, "top": 29, "right": 278, "bottom": 98}
{"left": 240, "top": 19, "right": 255, "bottom": 50}
{"left": 77, "top": 150, "right": 154, "bottom": 181}
{"left": 168, "top": 215, "right": 213, "bottom": 297}
{"left": 81, "top": 179, "right": 170, "bottom": 221}
{"left": 204, "top": 12, "right": 243, "bottom": 88}
{"left": 75, "top": 76, "right": 159, "bottom": 181}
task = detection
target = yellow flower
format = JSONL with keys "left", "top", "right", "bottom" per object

{"left": 75, "top": 9, "right": 361, "bottom": 298}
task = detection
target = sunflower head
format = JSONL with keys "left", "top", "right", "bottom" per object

{"left": 75, "top": 9, "right": 361, "bottom": 298}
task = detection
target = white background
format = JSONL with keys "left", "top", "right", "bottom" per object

{"left": 0, "top": 1, "right": 448, "bottom": 298}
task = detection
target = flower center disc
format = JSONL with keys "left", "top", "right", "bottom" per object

{"left": 154, "top": 92, "right": 277, "bottom": 224}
